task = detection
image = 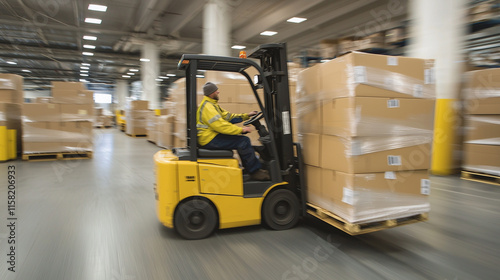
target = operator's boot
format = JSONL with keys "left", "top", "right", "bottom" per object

{"left": 250, "top": 169, "right": 270, "bottom": 181}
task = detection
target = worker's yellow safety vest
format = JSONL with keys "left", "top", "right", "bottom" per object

{"left": 196, "top": 96, "right": 249, "bottom": 146}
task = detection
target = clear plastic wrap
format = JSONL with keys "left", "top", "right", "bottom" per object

{"left": 307, "top": 170, "right": 430, "bottom": 224}
{"left": 343, "top": 134, "right": 433, "bottom": 156}
{"left": 462, "top": 165, "right": 500, "bottom": 176}
{"left": 464, "top": 115, "right": 500, "bottom": 145}
{"left": 22, "top": 122, "right": 93, "bottom": 153}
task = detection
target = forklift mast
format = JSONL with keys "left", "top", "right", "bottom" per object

{"left": 248, "top": 43, "right": 295, "bottom": 177}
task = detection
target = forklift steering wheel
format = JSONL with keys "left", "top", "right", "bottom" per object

{"left": 243, "top": 111, "right": 263, "bottom": 126}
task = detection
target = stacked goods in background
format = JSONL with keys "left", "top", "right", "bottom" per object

{"left": 468, "top": 0, "right": 500, "bottom": 23}
{"left": 22, "top": 81, "right": 94, "bottom": 154}
{"left": 297, "top": 52, "right": 436, "bottom": 224}
{"left": 125, "top": 100, "right": 149, "bottom": 136}
{"left": 462, "top": 68, "right": 500, "bottom": 176}
{"left": 146, "top": 107, "right": 172, "bottom": 146}
{"left": 0, "top": 74, "right": 24, "bottom": 158}
{"left": 94, "top": 107, "right": 114, "bottom": 128}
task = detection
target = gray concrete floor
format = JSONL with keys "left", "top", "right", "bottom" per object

{"left": 1, "top": 129, "right": 499, "bottom": 280}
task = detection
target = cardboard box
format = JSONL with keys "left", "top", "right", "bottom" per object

{"left": 385, "top": 27, "right": 405, "bottom": 44}
{"left": 215, "top": 84, "right": 238, "bottom": 103}
{"left": 320, "top": 134, "right": 432, "bottom": 173}
{"left": 463, "top": 144, "right": 500, "bottom": 175}
{"left": 464, "top": 68, "right": 500, "bottom": 114}
{"left": 23, "top": 103, "right": 61, "bottom": 122}
{"left": 318, "top": 169, "right": 430, "bottom": 223}
{"left": 60, "top": 104, "right": 94, "bottom": 121}
{"left": 157, "top": 132, "right": 173, "bottom": 148}
{"left": 52, "top": 90, "right": 94, "bottom": 104}
{"left": 297, "top": 64, "right": 321, "bottom": 99}
{"left": 320, "top": 52, "right": 435, "bottom": 99}
{"left": 147, "top": 130, "right": 158, "bottom": 144}
{"left": 52, "top": 81, "right": 84, "bottom": 91}
{"left": 22, "top": 122, "right": 63, "bottom": 153}
{"left": 59, "top": 121, "right": 93, "bottom": 152}
{"left": 126, "top": 120, "right": 148, "bottom": 135}
{"left": 36, "top": 97, "right": 52, "bottom": 103}
{"left": 173, "top": 135, "right": 186, "bottom": 148}
{"left": 300, "top": 133, "right": 321, "bottom": 167}
{"left": 0, "top": 89, "right": 23, "bottom": 103}
{"left": 464, "top": 115, "right": 500, "bottom": 144}
{"left": 0, "top": 74, "right": 23, "bottom": 91}
{"left": 305, "top": 165, "right": 323, "bottom": 204}
{"left": 464, "top": 97, "right": 500, "bottom": 114}
{"left": 321, "top": 97, "right": 435, "bottom": 137}
{"left": 127, "top": 100, "right": 149, "bottom": 110}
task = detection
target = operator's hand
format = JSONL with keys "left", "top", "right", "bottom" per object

{"left": 241, "top": 126, "right": 252, "bottom": 134}
{"left": 247, "top": 111, "right": 258, "bottom": 117}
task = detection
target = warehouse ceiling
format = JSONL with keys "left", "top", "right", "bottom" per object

{"left": 0, "top": 0, "right": 408, "bottom": 87}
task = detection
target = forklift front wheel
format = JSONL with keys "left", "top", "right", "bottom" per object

{"left": 262, "top": 189, "right": 300, "bottom": 230}
{"left": 174, "top": 199, "right": 217, "bottom": 240}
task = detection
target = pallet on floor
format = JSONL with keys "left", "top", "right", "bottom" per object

{"left": 22, "top": 151, "right": 93, "bottom": 161}
{"left": 94, "top": 125, "right": 113, "bottom": 129}
{"left": 461, "top": 170, "right": 500, "bottom": 186}
{"left": 126, "top": 133, "right": 147, "bottom": 138}
{"left": 306, "top": 203, "right": 428, "bottom": 235}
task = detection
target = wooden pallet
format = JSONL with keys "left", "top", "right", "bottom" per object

{"left": 94, "top": 125, "right": 113, "bottom": 129}
{"left": 461, "top": 170, "right": 500, "bottom": 186}
{"left": 22, "top": 151, "right": 93, "bottom": 162}
{"left": 307, "top": 203, "right": 428, "bottom": 235}
{"left": 119, "top": 124, "right": 126, "bottom": 132}
{"left": 126, "top": 134, "right": 147, "bottom": 138}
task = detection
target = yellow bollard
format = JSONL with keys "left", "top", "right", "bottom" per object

{"left": 431, "top": 99, "right": 458, "bottom": 175}
{"left": 8, "top": 129, "right": 16, "bottom": 160}
{"left": 0, "top": 126, "right": 7, "bottom": 161}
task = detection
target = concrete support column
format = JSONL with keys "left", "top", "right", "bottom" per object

{"left": 203, "top": 0, "right": 231, "bottom": 56}
{"left": 115, "top": 79, "right": 128, "bottom": 109}
{"left": 141, "top": 42, "right": 160, "bottom": 108}
{"left": 408, "top": 0, "right": 467, "bottom": 175}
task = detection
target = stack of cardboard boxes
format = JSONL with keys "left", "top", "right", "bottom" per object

{"left": 0, "top": 74, "right": 23, "bottom": 160}
{"left": 125, "top": 100, "right": 149, "bottom": 136}
{"left": 94, "top": 108, "right": 114, "bottom": 127}
{"left": 463, "top": 68, "right": 500, "bottom": 176}
{"left": 22, "top": 82, "right": 94, "bottom": 154}
{"left": 146, "top": 104, "right": 174, "bottom": 148}
{"left": 297, "top": 52, "right": 435, "bottom": 224}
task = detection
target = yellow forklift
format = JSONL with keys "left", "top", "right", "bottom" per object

{"left": 154, "top": 43, "right": 306, "bottom": 239}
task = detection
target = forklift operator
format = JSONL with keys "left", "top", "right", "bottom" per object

{"left": 196, "top": 82, "right": 271, "bottom": 181}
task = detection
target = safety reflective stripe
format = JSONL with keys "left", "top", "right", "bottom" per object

{"left": 208, "top": 114, "right": 221, "bottom": 124}
{"left": 198, "top": 101, "right": 208, "bottom": 123}
{"left": 196, "top": 124, "right": 208, "bottom": 128}
{"left": 224, "top": 114, "right": 232, "bottom": 120}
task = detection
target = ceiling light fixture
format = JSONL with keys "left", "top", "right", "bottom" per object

{"left": 287, "top": 17, "right": 307, "bottom": 23}
{"left": 129, "top": 69, "right": 139, "bottom": 72}
{"left": 79, "top": 79, "right": 88, "bottom": 82}
{"left": 85, "top": 18, "right": 102, "bottom": 24}
{"left": 81, "top": 63, "right": 91, "bottom": 66}
{"left": 122, "top": 75, "right": 131, "bottom": 78}
{"left": 83, "top": 35, "right": 97, "bottom": 40}
{"left": 6, "top": 61, "right": 17, "bottom": 65}
{"left": 166, "top": 74, "right": 175, "bottom": 77}
{"left": 196, "top": 75, "right": 204, "bottom": 78}
{"left": 80, "top": 70, "right": 89, "bottom": 73}
{"left": 140, "top": 58, "right": 150, "bottom": 62}
{"left": 88, "top": 4, "right": 107, "bottom": 12}
{"left": 260, "top": 31, "right": 277, "bottom": 36}
{"left": 22, "top": 69, "right": 31, "bottom": 72}
{"left": 80, "top": 66, "right": 89, "bottom": 69}
{"left": 127, "top": 73, "right": 134, "bottom": 75}
{"left": 155, "top": 78, "right": 163, "bottom": 82}
{"left": 83, "top": 45, "right": 96, "bottom": 49}
{"left": 82, "top": 52, "right": 94, "bottom": 56}
{"left": 80, "top": 73, "right": 89, "bottom": 76}
{"left": 158, "top": 76, "right": 168, "bottom": 79}
{"left": 231, "top": 45, "right": 246, "bottom": 49}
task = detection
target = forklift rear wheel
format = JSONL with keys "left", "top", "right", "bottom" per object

{"left": 174, "top": 199, "right": 217, "bottom": 240}
{"left": 262, "top": 189, "right": 299, "bottom": 230}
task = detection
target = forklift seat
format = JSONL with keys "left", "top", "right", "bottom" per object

{"left": 198, "top": 149, "right": 234, "bottom": 158}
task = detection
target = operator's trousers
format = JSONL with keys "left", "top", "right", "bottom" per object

{"left": 201, "top": 134, "right": 262, "bottom": 174}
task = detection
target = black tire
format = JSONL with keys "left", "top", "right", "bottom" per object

{"left": 174, "top": 199, "right": 217, "bottom": 240}
{"left": 262, "top": 189, "right": 300, "bottom": 230}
